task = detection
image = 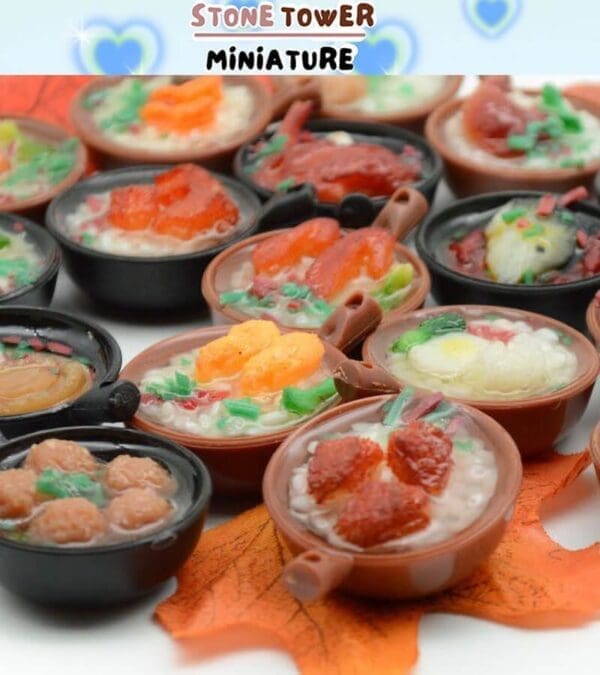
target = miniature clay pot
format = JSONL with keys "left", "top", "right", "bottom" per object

{"left": 586, "top": 293, "right": 600, "bottom": 346}
{"left": 201, "top": 186, "right": 431, "bottom": 347}
{"left": 425, "top": 90, "right": 600, "bottom": 197}
{"left": 263, "top": 393, "right": 522, "bottom": 601}
{"left": 416, "top": 190, "right": 600, "bottom": 331}
{"left": 0, "top": 425, "right": 211, "bottom": 606}
{"left": 120, "top": 322, "right": 351, "bottom": 495}
{"left": 70, "top": 76, "right": 273, "bottom": 171}
{"left": 362, "top": 305, "right": 600, "bottom": 458}
{"left": 0, "top": 116, "right": 87, "bottom": 221}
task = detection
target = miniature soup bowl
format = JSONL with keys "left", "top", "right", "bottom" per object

{"left": 0, "top": 212, "right": 60, "bottom": 308}
{"left": 416, "top": 189, "right": 600, "bottom": 331}
{"left": 263, "top": 392, "right": 522, "bottom": 601}
{"left": 120, "top": 323, "right": 347, "bottom": 495}
{"left": 46, "top": 164, "right": 262, "bottom": 312}
{"left": 71, "top": 76, "right": 273, "bottom": 171}
{"left": 0, "top": 116, "right": 87, "bottom": 219}
{"left": 0, "top": 306, "right": 140, "bottom": 438}
{"left": 426, "top": 87, "right": 600, "bottom": 198}
{"left": 202, "top": 187, "right": 431, "bottom": 350}
{"left": 363, "top": 305, "right": 600, "bottom": 458}
{"left": 0, "top": 425, "right": 211, "bottom": 605}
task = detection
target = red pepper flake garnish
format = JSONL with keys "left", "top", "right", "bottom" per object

{"left": 251, "top": 276, "right": 278, "bottom": 299}
{"left": 86, "top": 195, "right": 104, "bottom": 213}
{"left": 2, "top": 335, "right": 22, "bottom": 345}
{"left": 559, "top": 186, "right": 589, "bottom": 207}
{"left": 516, "top": 217, "right": 530, "bottom": 229}
{"left": 27, "top": 337, "right": 46, "bottom": 351}
{"left": 287, "top": 300, "right": 302, "bottom": 311}
{"left": 576, "top": 229, "right": 589, "bottom": 248}
{"left": 177, "top": 399, "right": 201, "bottom": 411}
{"left": 536, "top": 194, "right": 557, "bottom": 217}
{"left": 196, "top": 390, "right": 228, "bottom": 403}
{"left": 46, "top": 341, "right": 73, "bottom": 356}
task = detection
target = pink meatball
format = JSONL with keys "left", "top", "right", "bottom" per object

{"left": 25, "top": 439, "right": 98, "bottom": 475}
{"left": 0, "top": 468, "right": 37, "bottom": 518}
{"left": 104, "top": 455, "right": 174, "bottom": 494}
{"left": 30, "top": 498, "right": 106, "bottom": 544}
{"left": 107, "top": 488, "right": 171, "bottom": 531}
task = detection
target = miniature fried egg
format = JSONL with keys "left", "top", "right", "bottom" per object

{"left": 408, "top": 333, "right": 485, "bottom": 378}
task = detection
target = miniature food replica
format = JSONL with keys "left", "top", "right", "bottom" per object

{"left": 0, "top": 439, "right": 178, "bottom": 547}
{"left": 219, "top": 218, "right": 415, "bottom": 328}
{"left": 0, "top": 120, "right": 79, "bottom": 207}
{"left": 246, "top": 101, "right": 423, "bottom": 202}
{"left": 445, "top": 81, "right": 600, "bottom": 170}
{"left": 386, "top": 312, "right": 578, "bottom": 401}
{"left": 138, "top": 320, "right": 338, "bottom": 438}
{"left": 0, "top": 337, "right": 93, "bottom": 416}
{"left": 59, "top": 164, "right": 241, "bottom": 257}
{"left": 443, "top": 189, "right": 599, "bottom": 284}
{"left": 0, "top": 225, "right": 45, "bottom": 296}
{"left": 289, "top": 390, "right": 497, "bottom": 551}
{"left": 83, "top": 76, "right": 255, "bottom": 152}
{"left": 322, "top": 75, "right": 449, "bottom": 115}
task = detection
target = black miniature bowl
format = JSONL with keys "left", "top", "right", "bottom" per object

{"left": 0, "top": 306, "right": 139, "bottom": 438}
{"left": 45, "top": 165, "right": 263, "bottom": 312}
{"left": 0, "top": 426, "right": 211, "bottom": 606}
{"left": 416, "top": 190, "right": 600, "bottom": 331}
{"left": 0, "top": 212, "right": 60, "bottom": 308}
{"left": 234, "top": 118, "right": 443, "bottom": 229}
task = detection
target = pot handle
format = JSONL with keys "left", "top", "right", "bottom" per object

{"left": 370, "top": 186, "right": 429, "bottom": 242}
{"left": 282, "top": 549, "right": 354, "bottom": 602}
{"left": 65, "top": 380, "right": 141, "bottom": 425}
{"left": 334, "top": 358, "right": 401, "bottom": 402}
{"left": 318, "top": 291, "right": 382, "bottom": 354}
{"left": 258, "top": 183, "right": 319, "bottom": 230}
{"left": 270, "top": 77, "right": 322, "bottom": 120}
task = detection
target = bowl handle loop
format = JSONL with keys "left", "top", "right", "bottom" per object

{"left": 371, "top": 186, "right": 429, "bottom": 242}
{"left": 282, "top": 549, "right": 354, "bottom": 602}
{"left": 318, "top": 291, "right": 382, "bottom": 354}
{"left": 66, "top": 380, "right": 141, "bottom": 425}
{"left": 333, "top": 358, "right": 401, "bottom": 402}
{"left": 269, "top": 77, "right": 322, "bottom": 121}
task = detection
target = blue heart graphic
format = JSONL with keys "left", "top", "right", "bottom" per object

{"left": 354, "top": 38, "right": 397, "bottom": 75}
{"left": 476, "top": 0, "right": 508, "bottom": 27}
{"left": 94, "top": 38, "right": 143, "bottom": 75}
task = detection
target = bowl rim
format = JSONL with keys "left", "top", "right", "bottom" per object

{"left": 263, "top": 393, "right": 522, "bottom": 565}
{"left": 70, "top": 76, "right": 274, "bottom": 164}
{"left": 0, "top": 425, "right": 212, "bottom": 556}
{"left": 589, "top": 418, "right": 600, "bottom": 467}
{"left": 45, "top": 164, "right": 263, "bottom": 264}
{"left": 201, "top": 227, "right": 431, "bottom": 328}
{"left": 0, "top": 212, "right": 61, "bottom": 304}
{"left": 0, "top": 115, "right": 88, "bottom": 213}
{"left": 120, "top": 324, "right": 346, "bottom": 451}
{"left": 585, "top": 296, "right": 600, "bottom": 345}
{"left": 363, "top": 303, "right": 600, "bottom": 411}
{"left": 415, "top": 188, "right": 600, "bottom": 295}
{"left": 320, "top": 75, "right": 464, "bottom": 126}
{"left": 233, "top": 116, "right": 443, "bottom": 206}
{"left": 425, "top": 89, "right": 600, "bottom": 183}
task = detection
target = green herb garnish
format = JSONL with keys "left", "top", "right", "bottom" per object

{"left": 282, "top": 378, "right": 337, "bottom": 415}
{"left": 390, "top": 312, "right": 467, "bottom": 354}
{"left": 36, "top": 469, "right": 106, "bottom": 507}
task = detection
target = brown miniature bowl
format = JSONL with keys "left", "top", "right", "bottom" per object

{"left": 0, "top": 116, "right": 87, "bottom": 219}
{"left": 119, "top": 325, "right": 346, "bottom": 496}
{"left": 585, "top": 293, "right": 600, "bottom": 346}
{"left": 201, "top": 187, "right": 431, "bottom": 351}
{"left": 319, "top": 76, "right": 463, "bottom": 133}
{"left": 70, "top": 76, "right": 274, "bottom": 171}
{"left": 363, "top": 305, "right": 600, "bottom": 458}
{"left": 425, "top": 90, "right": 600, "bottom": 197}
{"left": 263, "top": 393, "right": 522, "bottom": 601}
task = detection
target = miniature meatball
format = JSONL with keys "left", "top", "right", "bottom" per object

{"left": 104, "top": 455, "right": 174, "bottom": 494}
{"left": 25, "top": 439, "right": 98, "bottom": 475}
{"left": 0, "top": 468, "right": 37, "bottom": 519}
{"left": 107, "top": 488, "right": 171, "bottom": 531}
{"left": 30, "top": 498, "right": 106, "bottom": 544}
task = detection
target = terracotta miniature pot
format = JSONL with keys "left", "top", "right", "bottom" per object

{"left": 201, "top": 186, "right": 431, "bottom": 349}
{"left": 318, "top": 76, "right": 463, "bottom": 133}
{"left": 0, "top": 116, "right": 87, "bottom": 221}
{"left": 120, "top": 323, "right": 351, "bottom": 495}
{"left": 586, "top": 293, "right": 600, "bottom": 346}
{"left": 263, "top": 393, "right": 522, "bottom": 601}
{"left": 70, "top": 76, "right": 274, "bottom": 171}
{"left": 425, "top": 90, "right": 600, "bottom": 197}
{"left": 363, "top": 305, "right": 600, "bottom": 458}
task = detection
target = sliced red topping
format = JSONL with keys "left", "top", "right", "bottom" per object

{"left": 536, "top": 194, "right": 557, "bottom": 217}
{"left": 576, "top": 229, "right": 589, "bottom": 248}
{"left": 250, "top": 276, "right": 278, "bottom": 299}
{"left": 449, "top": 230, "right": 486, "bottom": 276}
{"left": 402, "top": 393, "right": 445, "bottom": 424}
{"left": 467, "top": 322, "right": 515, "bottom": 343}
{"left": 85, "top": 195, "right": 104, "bottom": 214}
{"left": 558, "top": 186, "right": 589, "bottom": 207}
{"left": 46, "top": 342, "right": 73, "bottom": 356}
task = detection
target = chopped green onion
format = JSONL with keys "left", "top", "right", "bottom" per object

{"left": 36, "top": 469, "right": 106, "bottom": 507}
{"left": 275, "top": 177, "right": 295, "bottom": 192}
{"left": 282, "top": 377, "right": 337, "bottom": 415}
{"left": 220, "top": 290, "right": 251, "bottom": 306}
{"left": 383, "top": 388, "right": 414, "bottom": 426}
{"left": 223, "top": 398, "right": 261, "bottom": 420}
{"left": 522, "top": 269, "right": 535, "bottom": 285}
{"left": 501, "top": 207, "right": 527, "bottom": 223}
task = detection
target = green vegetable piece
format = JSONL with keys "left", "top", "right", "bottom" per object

{"left": 390, "top": 312, "right": 466, "bottom": 354}
{"left": 522, "top": 269, "right": 535, "bottom": 285}
{"left": 558, "top": 210, "right": 575, "bottom": 224}
{"left": 282, "top": 377, "right": 337, "bottom": 415}
{"left": 0, "top": 121, "right": 20, "bottom": 147}
{"left": 281, "top": 283, "right": 311, "bottom": 299}
{"left": 501, "top": 207, "right": 527, "bottom": 223}
{"left": 541, "top": 84, "right": 563, "bottom": 108}
{"left": 390, "top": 327, "right": 431, "bottom": 353}
{"left": 223, "top": 398, "right": 261, "bottom": 420}
{"left": 507, "top": 134, "right": 536, "bottom": 151}
{"left": 275, "top": 178, "right": 295, "bottom": 192}
{"left": 559, "top": 157, "right": 586, "bottom": 169}
{"left": 372, "top": 263, "right": 413, "bottom": 297}
{"left": 82, "top": 90, "right": 107, "bottom": 109}
{"left": 36, "top": 469, "right": 106, "bottom": 507}
{"left": 12, "top": 340, "right": 33, "bottom": 359}
{"left": 308, "top": 297, "right": 333, "bottom": 316}
{"left": 453, "top": 439, "right": 473, "bottom": 453}
{"left": 522, "top": 222, "right": 545, "bottom": 238}
{"left": 0, "top": 234, "right": 11, "bottom": 250}
{"left": 423, "top": 401, "right": 456, "bottom": 426}
{"left": 220, "top": 290, "right": 251, "bottom": 306}
{"left": 81, "top": 232, "right": 96, "bottom": 247}
{"left": 383, "top": 387, "right": 415, "bottom": 427}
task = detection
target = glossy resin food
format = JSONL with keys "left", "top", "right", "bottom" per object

{"left": 0, "top": 438, "right": 182, "bottom": 547}
{"left": 57, "top": 163, "right": 243, "bottom": 257}
{"left": 289, "top": 389, "right": 497, "bottom": 552}
{"left": 0, "top": 223, "right": 45, "bottom": 296}
{"left": 137, "top": 320, "right": 339, "bottom": 439}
